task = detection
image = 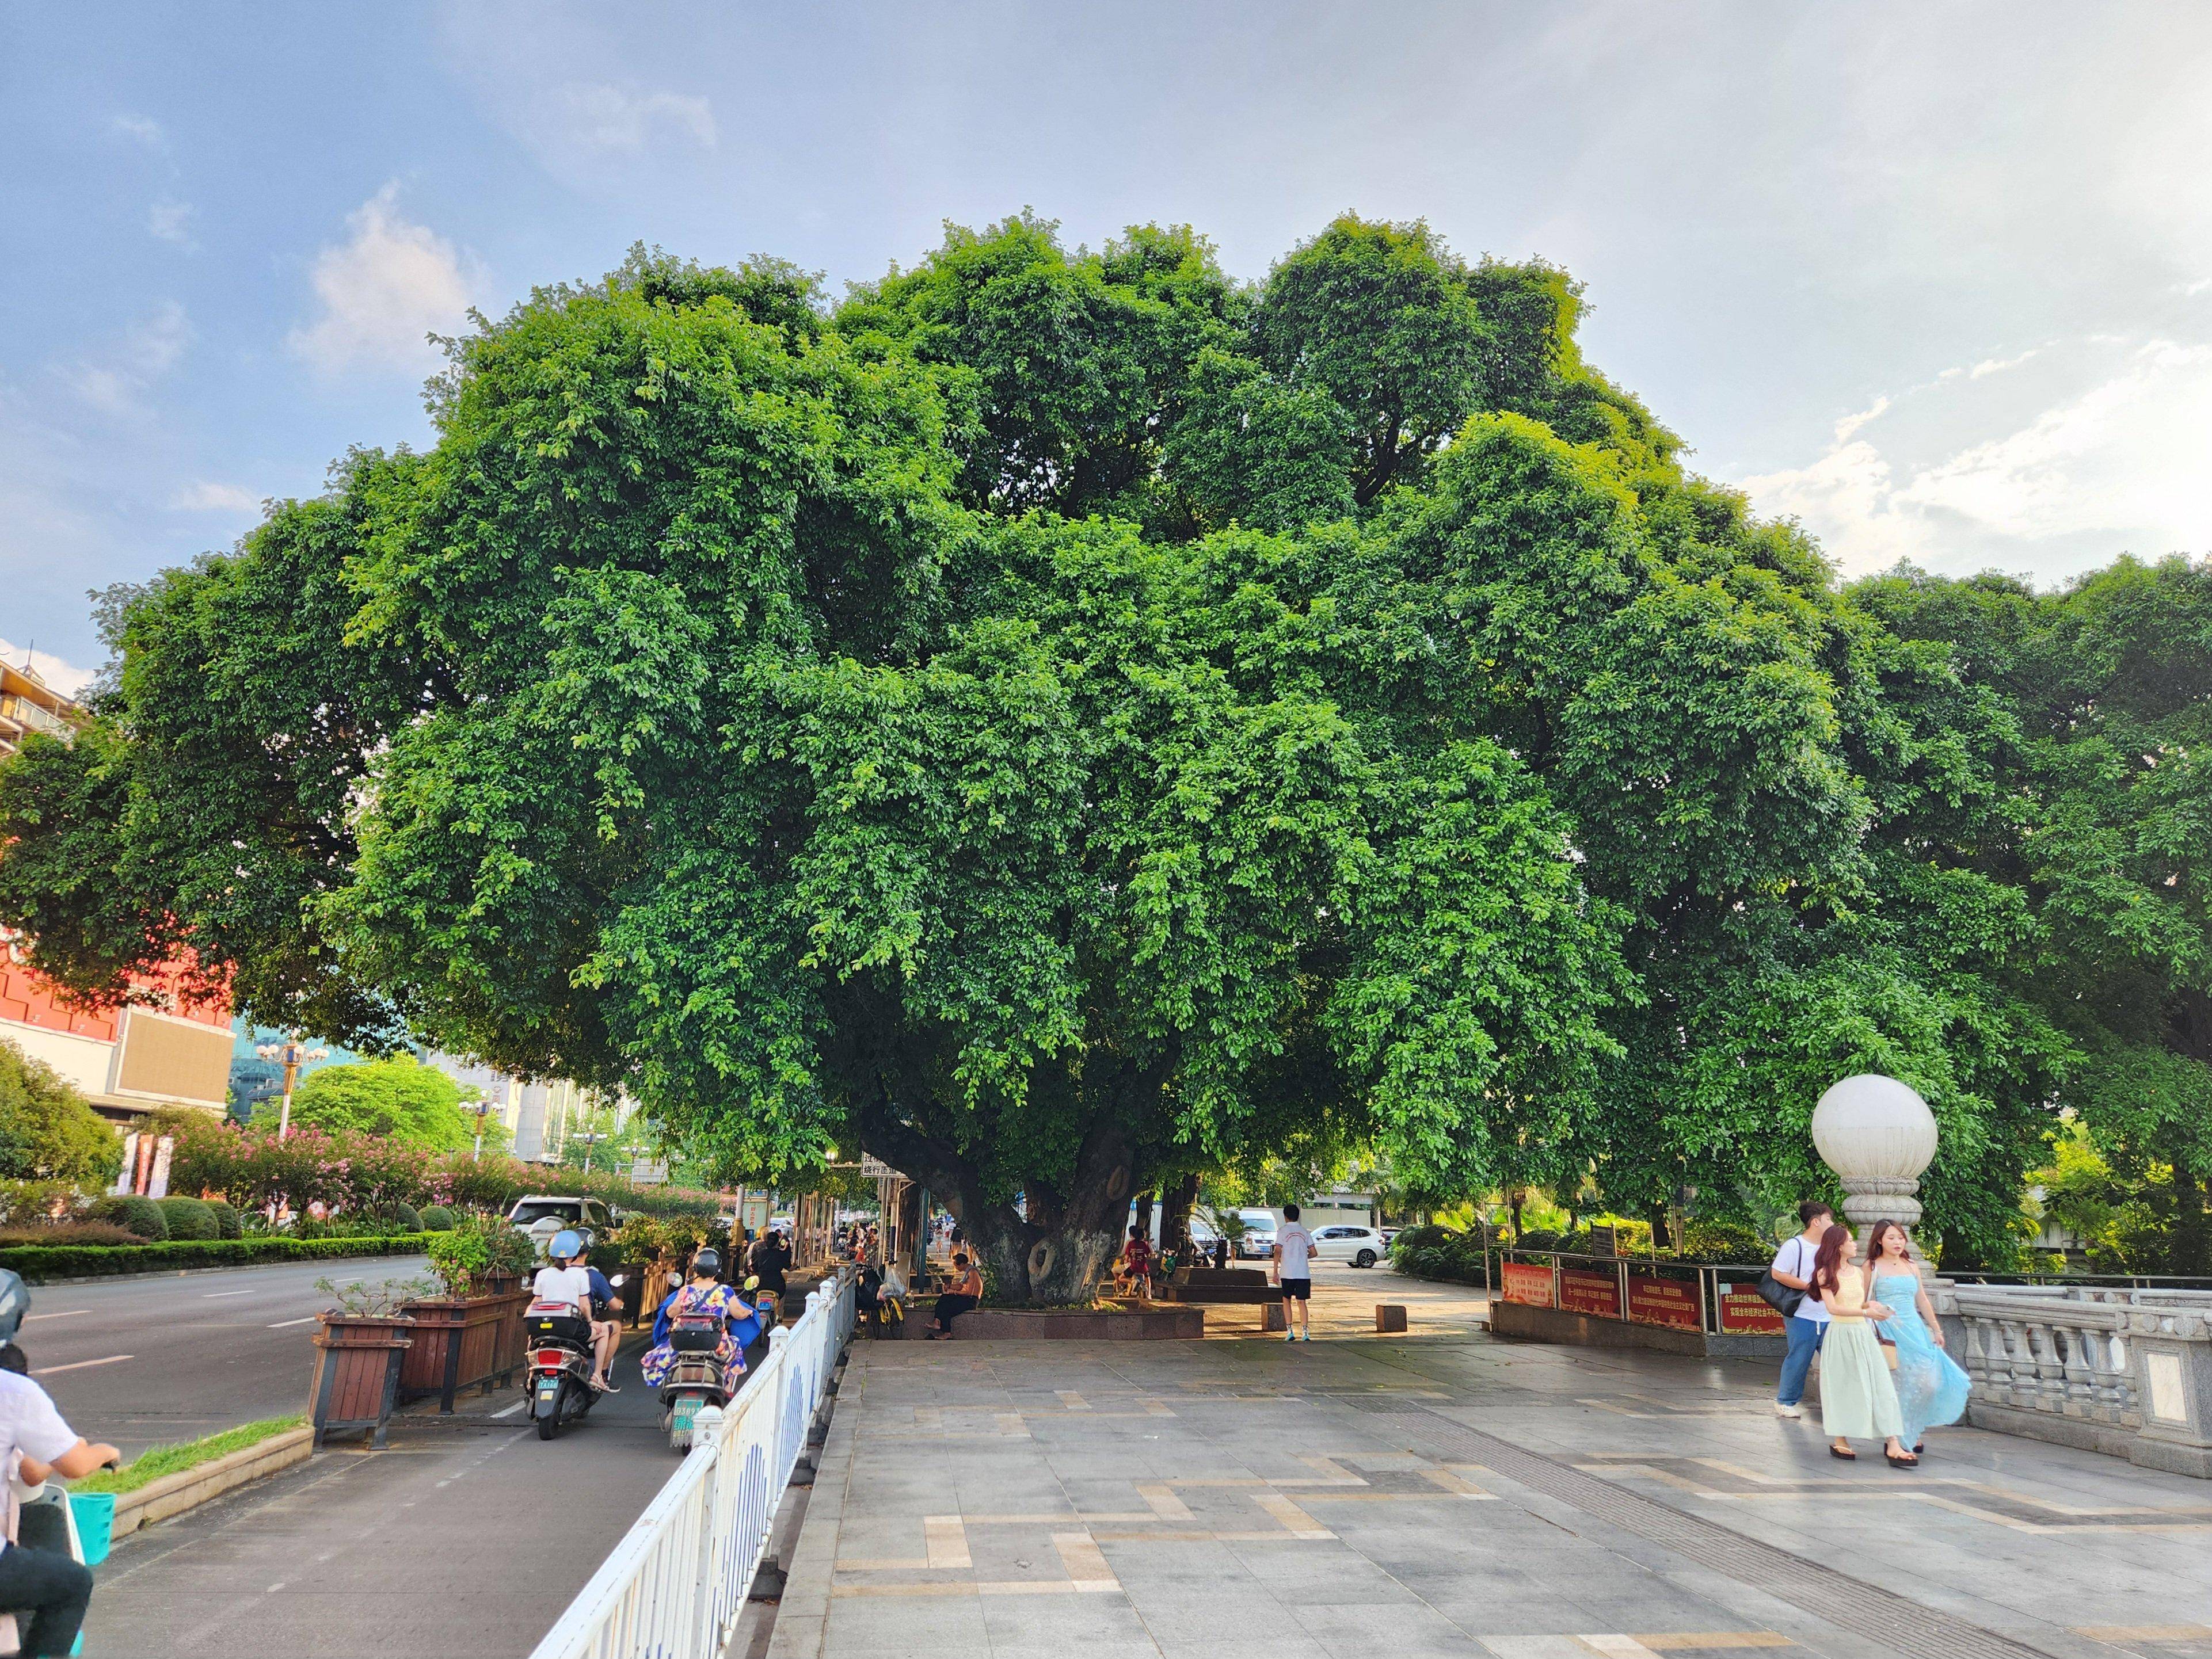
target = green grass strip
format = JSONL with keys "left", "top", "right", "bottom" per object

{"left": 72, "top": 1414, "right": 306, "bottom": 1496}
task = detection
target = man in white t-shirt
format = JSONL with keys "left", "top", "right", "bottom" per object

{"left": 0, "top": 1368, "right": 120, "bottom": 1656}
{"left": 1769, "top": 1200, "right": 1835, "bottom": 1418}
{"left": 533, "top": 1233, "right": 616, "bottom": 1392}
{"left": 1271, "top": 1205, "right": 1316, "bottom": 1343}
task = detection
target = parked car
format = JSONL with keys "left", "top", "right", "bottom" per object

{"left": 1235, "top": 1210, "right": 1277, "bottom": 1260}
{"left": 1311, "top": 1224, "right": 1386, "bottom": 1268}
{"left": 508, "top": 1195, "right": 612, "bottom": 1257}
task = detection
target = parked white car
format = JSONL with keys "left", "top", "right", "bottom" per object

{"left": 1235, "top": 1210, "right": 1277, "bottom": 1260}
{"left": 1310, "top": 1224, "right": 1386, "bottom": 1268}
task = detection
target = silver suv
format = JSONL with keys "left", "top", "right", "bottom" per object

{"left": 507, "top": 1195, "right": 613, "bottom": 1257}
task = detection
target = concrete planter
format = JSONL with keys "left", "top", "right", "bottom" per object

{"left": 899, "top": 1305, "right": 1204, "bottom": 1340}
{"left": 309, "top": 1314, "right": 413, "bottom": 1447}
{"left": 112, "top": 1425, "right": 314, "bottom": 1538}
{"left": 397, "top": 1289, "right": 531, "bottom": 1412}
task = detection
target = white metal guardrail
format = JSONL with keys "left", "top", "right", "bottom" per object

{"left": 530, "top": 1270, "right": 858, "bottom": 1659}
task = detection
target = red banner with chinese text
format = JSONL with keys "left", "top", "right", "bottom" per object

{"left": 1500, "top": 1261, "right": 1555, "bottom": 1307}
{"left": 1627, "top": 1273, "right": 1703, "bottom": 1331}
{"left": 1715, "top": 1281, "right": 1787, "bottom": 1335}
{"left": 1559, "top": 1267, "right": 1622, "bottom": 1319}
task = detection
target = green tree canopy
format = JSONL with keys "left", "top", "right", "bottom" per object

{"left": 2, "top": 223, "right": 2207, "bottom": 1286}
{"left": 0, "top": 1039, "right": 121, "bottom": 1185}
{"left": 257, "top": 1055, "right": 489, "bottom": 1153}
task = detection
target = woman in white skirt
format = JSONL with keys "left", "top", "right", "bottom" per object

{"left": 1808, "top": 1223, "right": 1917, "bottom": 1468}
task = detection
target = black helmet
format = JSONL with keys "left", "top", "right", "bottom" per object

{"left": 691, "top": 1248, "right": 721, "bottom": 1277}
{"left": 0, "top": 1269, "right": 29, "bottom": 1346}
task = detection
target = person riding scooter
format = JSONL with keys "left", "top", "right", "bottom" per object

{"left": 639, "top": 1250, "right": 749, "bottom": 1395}
{"left": 0, "top": 1269, "right": 120, "bottom": 1657}
{"left": 534, "top": 1231, "right": 619, "bottom": 1392}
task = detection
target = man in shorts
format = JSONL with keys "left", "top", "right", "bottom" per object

{"left": 1271, "top": 1204, "right": 1315, "bottom": 1342}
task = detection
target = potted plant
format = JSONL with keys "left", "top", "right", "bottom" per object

{"left": 398, "top": 1214, "right": 538, "bottom": 1411}
{"left": 308, "top": 1277, "right": 428, "bottom": 1448}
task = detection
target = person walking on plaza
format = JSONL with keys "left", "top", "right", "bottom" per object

{"left": 1810, "top": 1223, "right": 1915, "bottom": 1466}
{"left": 1867, "top": 1219, "right": 1970, "bottom": 1456}
{"left": 1271, "top": 1204, "right": 1315, "bottom": 1342}
{"left": 1769, "top": 1200, "right": 1835, "bottom": 1418}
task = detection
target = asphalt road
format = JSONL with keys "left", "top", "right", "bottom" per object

{"left": 18, "top": 1255, "right": 434, "bottom": 1456}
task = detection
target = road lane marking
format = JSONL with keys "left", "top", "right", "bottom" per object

{"left": 24, "top": 1311, "right": 89, "bottom": 1322}
{"left": 33, "top": 1355, "right": 131, "bottom": 1375}
{"left": 492, "top": 1401, "right": 528, "bottom": 1418}
{"left": 267, "top": 1317, "right": 319, "bottom": 1328}
{"left": 203, "top": 1290, "right": 255, "bottom": 1299}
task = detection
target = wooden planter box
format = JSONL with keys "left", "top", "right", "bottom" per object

{"left": 309, "top": 1315, "right": 413, "bottom": 1448}
{"left": 397, "top": 1288, "right": 532, "bottom": 1412}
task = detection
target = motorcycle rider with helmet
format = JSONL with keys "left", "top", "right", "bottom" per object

{"left": 0, "top": 1269, "right": 120, "bottom": 1656}
{"left": 534, "top": 1230, "right": 619, "bottom": 1391}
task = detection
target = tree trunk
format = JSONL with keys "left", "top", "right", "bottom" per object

{"left": 1159, "top": 1172, "right": 1200, "bottom": 1258}
{"left": 855, "top": 1094, "right": 1141, "bottom": 1305}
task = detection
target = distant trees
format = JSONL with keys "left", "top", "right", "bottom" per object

{"left": 253, "top": 1055, "right": 494, "bottom": 1154}
{"left": 0, "top": 1040, "right": 120, "bottom": 1185}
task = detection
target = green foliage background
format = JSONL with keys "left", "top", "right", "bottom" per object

{"left": 1, "top": 213, "right": 2206, "bottom": 1284}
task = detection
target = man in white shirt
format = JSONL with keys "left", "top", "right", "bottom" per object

{"left": 1769, "top": 1200, "right": 1835, "bottom": 1418}
{"left": 1271, "top": 1205, "right": 1316, "bottom": 1343}
{"left": 534, "top": 1233, "right": 616, "bottom": 1392}
{"left": 0, "top": 1368, "right": 120, "bottom": 1655}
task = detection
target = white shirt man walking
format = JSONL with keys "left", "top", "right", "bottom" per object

{"left": 1271, "top": 1205, "right": 1316, "bottom": 1343}
{"left": 1769, "top": 1200, "right": 1835, "bottom": 1417}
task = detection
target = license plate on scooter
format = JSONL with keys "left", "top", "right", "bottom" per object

{"left": 671, "top": 1395, "right": 699, "bottom": 1437}
{"left": 537, "top": 1378, "right": 561, "bottom": 1413}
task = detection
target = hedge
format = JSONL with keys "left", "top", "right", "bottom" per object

{"left": 0, "top": 1233, "right": 431, "bottom": 1282}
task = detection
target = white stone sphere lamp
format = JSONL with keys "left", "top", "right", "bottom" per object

{"left": 1810, "top": 1073, "right": 1939, "bottom": 1244}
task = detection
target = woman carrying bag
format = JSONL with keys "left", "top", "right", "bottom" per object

{"left": 1809, "top": 1223, "right": 1917, "bottom": 1468}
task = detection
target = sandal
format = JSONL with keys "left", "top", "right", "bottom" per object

{"left": 1885, "top": 1450, "right": 1918, "bottom": 1468}
{"left": 1829, "top": 1444, "right": 1857, "bottom": 1460}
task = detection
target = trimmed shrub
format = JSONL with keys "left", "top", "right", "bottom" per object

{"left": 156, "top": 1197, "right": 220, "bottom": 1241}
{"left": 90, "top": 1195, "right": 170, "bottom": 1241}
{"left": 0, "top": 1233, "right": 431, "bottom": 1282}
{"left": 387, "top": 1203, "right": 422, "bottom": 1235}
{"left": 1680, "top": 1220, "right": 1771, "bottom": 1265}
{"left": 204, "top": 1199, "right": 242, "bottom": 1240}
{"left": 420, "top": 1204, "right": 455, "bottom": 1231}
{"left": 0, "top": 1222, "right": 141, "bottom": 1248}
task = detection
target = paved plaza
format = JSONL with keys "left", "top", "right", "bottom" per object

{"left": 770, "top": 1280, "right": 2212, "bottom": 1659}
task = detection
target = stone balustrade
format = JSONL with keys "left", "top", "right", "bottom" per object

{"left": 1938, "top": 1282, "right": 2212, "bottom": 1478}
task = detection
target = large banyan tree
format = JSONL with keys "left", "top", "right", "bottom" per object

{"left": 5, "top": 215, "right": 2208, "bottom": 1289}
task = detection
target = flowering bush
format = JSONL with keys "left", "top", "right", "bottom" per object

{"left": 158, "top": 1113, "right": 719, "bottom": 1223}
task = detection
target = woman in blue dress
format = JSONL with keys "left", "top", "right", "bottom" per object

{"left": 639, "top": 1250, "right": 761, "bottom": 1395}
{"left": 1865, "top": 1219, "right": 1970, "bottom": 1455}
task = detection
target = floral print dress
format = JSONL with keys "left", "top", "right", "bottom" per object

{"left": 640, "top": 1282, "right": 746, "bottom": 1393}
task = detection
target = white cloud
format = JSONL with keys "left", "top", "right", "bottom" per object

{"left": 170, "top": 481, "right": 261, "bottom": 513}
{"left": 66, "top": 300, "right": 191, "bottom": 417}
{"left": 554, "top": 83, "right": 716, "bottom": 152}
{"left": 111, "top": 113, "right": 164, "bottom": 148}
{"left": 1830, "top": 396, "right": 1890, "bottom": 445}
{"left": 286, "top": 184, "right": 481, "bottom": 374}
{"left": 1968, "top": 348, "right": 2040, "bottom": 380}
{"left": 1740, "top": 336, "right": 2212, "bottom": 576}
{"left": 148, "top": 200, "right": 196, "bottom": 247}
{"left": 0, "top": 639, "right": 96, "bottom": 699}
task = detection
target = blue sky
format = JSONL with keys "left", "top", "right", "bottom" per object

{"left": 6, "top": 2, "right": 2210, "bottom": 691}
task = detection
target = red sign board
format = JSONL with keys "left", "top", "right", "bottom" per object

{"left": 1559, "top": 1267, "right": 1622, "bottom": 1319}
{"left": 1627, "top": 1274, "right": 1703, "bottom": 1331}
{"left": 1715, "top": 1281, "right": 1787, "bottom": 1335}
{"left": 1500, "top": 1261, "right": 1556, "bottom": 1308}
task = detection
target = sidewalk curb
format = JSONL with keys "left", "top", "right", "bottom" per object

{"left": 109, "top": 1424, "right": 315, "bottom": 1539}
{"left": 759, "top": 1359, "right": 853, "bottom": 1659}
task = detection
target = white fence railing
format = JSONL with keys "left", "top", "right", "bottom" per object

{"left": 530, "top": 1271, "right": 858, "bottom": 1659}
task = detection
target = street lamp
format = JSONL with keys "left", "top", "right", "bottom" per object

{"left": 253, "top": 1036, "right": 329, "bottom": 1140}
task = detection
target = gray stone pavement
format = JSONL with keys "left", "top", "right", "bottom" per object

{"left": 769, "top": 1282, "right": 2212, "bottom": 1659}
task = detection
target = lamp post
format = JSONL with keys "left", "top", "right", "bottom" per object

{"left": 1810, "top": 1074, "right": 1939, "bottom": 1246}
{"left": 254, "top": 1036, "right": 329, "bottom": 1141}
